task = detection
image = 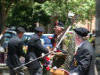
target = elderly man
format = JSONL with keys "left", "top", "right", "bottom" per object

{"left": 70, "top": 27, "right": 95, "bottom": 75}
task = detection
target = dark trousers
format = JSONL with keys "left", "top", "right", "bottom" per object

{"left": 0, "top": 53, "right": 4, "bottom": 63}
{"left": 9, "top": 67, "right": 24, "bottom": 75}
{"left": 28, "top": 67, "right": 42, "bottom": 75}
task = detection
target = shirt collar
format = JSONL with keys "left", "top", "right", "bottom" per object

{"left": 78, "top": 41, "right": 85, "bottom": 48}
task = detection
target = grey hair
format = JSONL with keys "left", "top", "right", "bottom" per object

{"left": 77, "top": 34, "right": 87, "bottom": 41}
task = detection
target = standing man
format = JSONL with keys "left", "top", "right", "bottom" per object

{"left": 51, "top": 22, "right": 67, "bottom": 68}
{"left": 70, "top": 27, "right": 95, "bottom": 75}
{"left": 7, "top": 27, "right": 26, "bottom": 75}
{"left": 51, "top": 22, "right": 64, "bottom": 48}
{"left": 26, "top": 27, "right": 49, "bottom": 75}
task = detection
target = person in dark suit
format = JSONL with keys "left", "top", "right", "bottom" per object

{"left": 7, "top": 27, "right": 26, "bottom": 75}
{"left": 25, "top": 27, "right": 49, "bottom": 75}
{"left": 70, "top": 27, "right": 95, "bottom": 75}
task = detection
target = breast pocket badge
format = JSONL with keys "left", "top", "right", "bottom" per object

{"left": 74, "top": 58, "right": 78, "bottom": 67}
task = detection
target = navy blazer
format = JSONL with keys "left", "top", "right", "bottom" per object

{"left": 7, "top": 36, "right": 25, "bottom": 68}
{"left": 26, "top": 34, "right": 49, "bottom": 69}
{"left": 70, "top": 40, "right": 95, "bottom": 75}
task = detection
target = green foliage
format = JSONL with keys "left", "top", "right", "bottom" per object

{"left": 60, "top": 33, "right": 75, "bottom": 70}
{"left": 7, "top": 2, "right": 50, "bottom": 31}
{"left": 67, "top": 0, "right": 95, "bottom": 21}
{"left": 32, "top": 3, "right": 50, "bottom": 26}
{"left": 41, "top": 0, "right": 69, "bottom": 24}
{"left": 65, "top": 33, "right": 75, "bottom": 51}
{"left": 7, "top": 2, "right": 34, "bottom": 31}
{"left": 41, "top": 0, "right": 95, "bottom": 25}
{"left": 2, "top": 0, "right": 95, "bottom": 31}
{"left": 34, "top": 0, "right": 46, "bottom": 3}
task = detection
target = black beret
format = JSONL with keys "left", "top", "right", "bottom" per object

{"left": 17, "top": 27, "right": 25, "bottom": 33}
{"left": 35, "top": 27, "right": 45, "bottom": 32}
{"left": 73, "top": 27, "right": 89, "bottom": 37}
{"left": 58, "top": 22, "right": 64, "bottom": 27}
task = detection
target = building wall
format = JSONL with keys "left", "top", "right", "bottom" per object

{"left": 75, "top": 17, "right": 95, "bottom": 33}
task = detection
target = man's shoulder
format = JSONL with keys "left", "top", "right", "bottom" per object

{"left": 83, "top": 41, "right": 93, "bottom": 50}
{"left": 9, "top": 36, "right": 22, "bottom": 44}
{"left": 28, "top": 34, "right": 40, "bottom": 44}
{"left": 79, "top": 41, "right": 94, "bottom": 55}
{"left": 31, "top": 34, "right": 39, "bottom": 40}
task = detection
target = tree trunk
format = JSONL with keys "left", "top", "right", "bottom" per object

{"left": 96, "top": 0, "right": 100, "bottom": 74}
{"left": 0, "top": 0, "right": 7, "bottom": 34}
{"left": 0, "top": 0, "right": 3, "bottom": 34}
{"left": 0, "top": 0, "right": 10, "bottom": 34}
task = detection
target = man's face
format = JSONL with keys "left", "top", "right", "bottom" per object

{"left": 38, "top": 32, "right": 43, "bottom": 37}
{"left": 18, "top": 32, "right": 24, "bottom": 39}
{"left": 54, "top": 26, "right": 63, "bottom": 35}
{"left": 75, "top": 34, "right": 80, "bottom": 46}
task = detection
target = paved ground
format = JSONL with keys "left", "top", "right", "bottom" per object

{"left": 0, "top": 70, "right": 29, "bottom": 75}
{"left": 0, "top": 70, "right": 9, "bottom": 75}
{"left": 0, "top": 64, "right": 98, "bottom": 75}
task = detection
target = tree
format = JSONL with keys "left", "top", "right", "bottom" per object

{"left": 0, "top": 0, "right": 47, "bottom": 33}
{"left": 6, "top": 2, "right": 50, "bottom": 31}
{"left": 7, "top": 2, "right": 34, "bottom": 31}
{"left": 0, "top": 1, "right": 3, "bottom": 33}
{"left": 0, "top": 0, "right": 95, "bottom": 32}
{"left": 0, "top": 0, "right": 20, "bottom": 33}
{"left": 41, "top": 0, "right": 95, "bottom": 25}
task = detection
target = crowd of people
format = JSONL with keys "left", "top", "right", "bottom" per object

{"left": 0, "top": 23, "right": 96, "bottom": 75}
